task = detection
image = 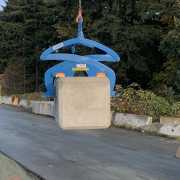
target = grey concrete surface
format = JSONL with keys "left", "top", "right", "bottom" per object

{"left": 0, "top": 105, "right": 180, "bottom": 180}
{"left": 55, "top": 77, "right": 111, "bottom": 129}
{"left": 0, "top": 152, "right": 42, "bottom": 180}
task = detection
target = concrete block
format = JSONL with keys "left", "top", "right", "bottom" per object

{"left": 113, "top": 113, "right": 152, "bottom": 128}
{"left": 140, "top": 123, "right": 162, "bottom": 134}
{"left": 31, "top": 101, "right": 54, "bottom": 116}
{"left": 159, "top": 124, "right": 180, "bottom": 137}
{"left": 11, "top": 96, "right": 20, "bottom": 106}
{"left": 160, "top": 116, "right": 180, "bottom": 125}
{"left": 55, "top": 77, "right": 111, "bottom": 130}
{"left": 19, "top": 99, "right": 31, "bottom": 109}
{"left": 176, "top": 146, "right": 180, "bottom": 159}
{"left": 1, "top": 96, "right": 12, "bottom": 105}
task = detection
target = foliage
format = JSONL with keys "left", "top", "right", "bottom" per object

{"left": 0, "top": 0, "right": 179, "bottom": 98}
{"left": 112, "top": 87, "right": 180, "bottom": 121}
{"left": 2, "top": 60, "right": 25, "bottom": 95}
{"left": 20, "top": 92, "right": 45, "bottom": 101}
{"left": 0, "top": 0, "right": 59, "bottom": 93}
{"left": 160, "top": 28, "right": 180, "bottom": 59}
{"left": 171, "top": 101, "right": 180, "bottom": 116}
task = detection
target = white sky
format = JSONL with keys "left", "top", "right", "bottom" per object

{"left": 0, "top": 0, "right": 7, "bottom": 11}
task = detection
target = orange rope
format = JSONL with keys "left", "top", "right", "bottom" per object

{"left": 76, "top": 0, "right": 83, "bottom": 23}
{"left": 76, "top": 8, "right": 83, "bottom": 23}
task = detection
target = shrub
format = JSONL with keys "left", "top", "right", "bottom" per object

{"left": 111, "top": 88, "right": 176, "bottom": 122}
{"left": 20, "top": 92, "right": 45, "bottom": 101}
{"left": 171, "top": 102, "right": 180, "bottom": 116}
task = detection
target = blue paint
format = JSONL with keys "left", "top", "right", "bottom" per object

{"left": 40, "top": 15, "right": 120, "bottom": 97}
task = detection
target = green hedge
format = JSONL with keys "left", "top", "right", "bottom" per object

{"left": 112, "top": 88, "right": 180, "bottom": 122}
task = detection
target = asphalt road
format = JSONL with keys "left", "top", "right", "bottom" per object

{"left": 0, "top": 105, "right": 180, "bottom": 180}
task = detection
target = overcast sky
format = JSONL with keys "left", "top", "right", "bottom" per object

{"left": 0, "top": 0, "right": 7, "bottom": 11}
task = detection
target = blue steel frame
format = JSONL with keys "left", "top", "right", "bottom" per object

{"left": 40, "top": 17, "right": 120, "bottom": 97}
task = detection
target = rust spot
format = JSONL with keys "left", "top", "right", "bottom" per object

{"left": 8, "top": 176, "right": 21, "bottom": 180}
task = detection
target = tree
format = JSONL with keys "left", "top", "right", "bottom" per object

{"left": 0, "top": 0, "right": 179, "bottom": 99}
{"left": 149, "top": 0, "right": 180, "bottom": 99}
{"left": 0, "top": 0, "right": 59, "bottom": 93}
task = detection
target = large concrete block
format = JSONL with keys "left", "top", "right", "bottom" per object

{"left": 55, "top": 77, "right": 111, "bottom": 130}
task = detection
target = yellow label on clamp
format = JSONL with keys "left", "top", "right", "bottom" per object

{"left": 72, "top": 64, "right": 89, "bottom": 72}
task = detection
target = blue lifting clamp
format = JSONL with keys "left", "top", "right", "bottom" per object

{"left": 40, "top": 3, "right": 120, "bottom": 97}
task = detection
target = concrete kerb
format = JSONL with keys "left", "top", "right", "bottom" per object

{"left": 1, "top": 96, "right": 12, "bottom": 105}
{"left": 0, "top": 96, "right": 54, "bottom": 117}
{"left": 112, "top": 113, "right": 152, "bottom": 128}
{"left": 159, "top": 124, "right": 180, "bottom": 137}
{"left": 112, "top": 114, "right": 180, "bottom": 138}
{"left": 31, "top": 100, "right": 54, "bottom": 116}
{"left": 159, "top": 117, "right": 180, "bottom": 137}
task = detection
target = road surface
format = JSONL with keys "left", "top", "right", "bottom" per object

{"left": 0, "top": 105, "right": 180, "bottom": 180}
